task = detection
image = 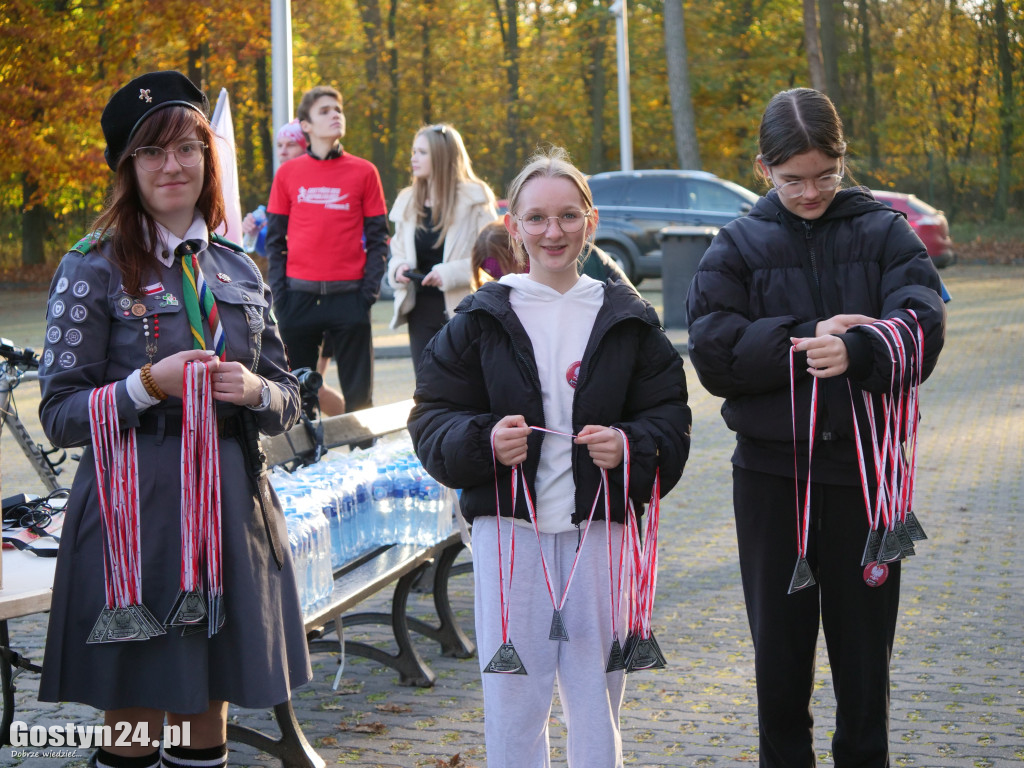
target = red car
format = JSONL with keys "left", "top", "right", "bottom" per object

{"left": 872, "top": 190, "right": 956, "bottom": 268}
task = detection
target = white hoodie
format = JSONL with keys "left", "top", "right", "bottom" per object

{"left": 500, "top": 273, "right": 605, "bottom": 533}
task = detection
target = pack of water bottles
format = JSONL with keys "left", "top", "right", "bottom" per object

{"left": 270, "top": 435, "right": 455, "bottom": 616}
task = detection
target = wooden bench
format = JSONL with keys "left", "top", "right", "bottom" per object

{"left": 225, "top": 399, "right": 475, "bottom": 768}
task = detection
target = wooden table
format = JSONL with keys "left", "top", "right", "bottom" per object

{"left": 0, "top": 548, "right": 55, "bottom": 743}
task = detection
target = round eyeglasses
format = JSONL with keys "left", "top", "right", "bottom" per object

{"left": 132, "top": 142, "right": 208, "bottom": 172}
{"left": 517, "top": 210, "right": 592, "bottom": 236}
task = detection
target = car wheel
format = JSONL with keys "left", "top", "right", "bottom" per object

{"left": 599, "top": 243, "right": 636, "bottom": 283}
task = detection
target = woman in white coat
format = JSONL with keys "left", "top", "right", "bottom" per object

{"left": 388, "top": 123, "right": 498, "bottom": 376}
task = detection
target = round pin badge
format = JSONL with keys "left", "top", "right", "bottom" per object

{"left": 565, "top": 360, "right": 581, "bottom": 389}
{"left": 64, "top": 328, "right": 83, "bottom": 347}
{"left": 131, "top": 302, "right": 147, "bottom": 317}
{"left": 863, "top": 561, "right": 889, "bottom": 587}
{"left": 118, "top": 296, "right": 134, "bottom": 311}
{"left": 72, "top": 280, "right": 91, "bottom": 298}
{"left": 43, "top": 349, "right": 54, "bottom": 369}
{"left": 51, "top": 299, "right": 66, "bottom": 318}
{"left": 58, "top": 350, "right": 77, "bottom": 369}
{"left": 46, "top": 325, "right": 62, "bottom": 344}
{"left": 55, "top": 276, "right": 69, "bottom": 294}
{"left": 69, "top": 304, "right": 89, "bottom": 323}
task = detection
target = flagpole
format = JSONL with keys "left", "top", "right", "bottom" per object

{"left": 271, "top": 0, "right": 295, "bottom": 174}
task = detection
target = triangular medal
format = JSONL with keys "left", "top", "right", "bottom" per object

{"left": 860, "top": 529, "right": 881, "bottom": 566}
{"left": 165, "top": 589, "right": 208, "bottom": 627}
{"left": 129, "top": 603, "right": 166, "bottom": 638}
{"left": 878, "top": 528, "right": 904, "bottom": 563}
{"left": 548, "top": 609, "right": 569, "bottom": 642}
{"left": 904, "top": 510, "right": 928, "bottom": 541}
{"left": 787, "top": 557, "right": 817, "bottom": 594}
{"left": 484, "top": 641, "right": 528, "bottom": 675}
{"left": 86, "top": 608, "right": 115, "bottom": 645}
{"left": 101, "top": 607, "right": 148, "bottom": 642}
{"left": 894, "top": 520, "right": 916, "bottom": 557}
{"left": 624, "top": 633, "right": 667, "bottom": 673}
{"left": 606, "top": 639, "right": 626, "bottom": 672}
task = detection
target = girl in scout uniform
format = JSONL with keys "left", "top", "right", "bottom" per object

{"left": 37, "top": 71, "right": 311, "bottom": 768}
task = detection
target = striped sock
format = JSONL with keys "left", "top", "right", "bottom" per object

{"left": 160, "top": 744, "right": 228, "bottom": 768}
{"left": 92, "top": 748, "right": 161, "bottom": 768}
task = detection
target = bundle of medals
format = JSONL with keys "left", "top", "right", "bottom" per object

{"left": 87, "top": 384, "right": 166, "bottom": 643}
{"left": 483, "top": 426, "right": 665, "bottom": 676}
{"left": 166, "top": 360, "right": 225, "bottom": 636}
{"left": 788, "top": 312, "right": 927, "bottom": 595}
{"left": 87, "top": 360, "right": 224, "bottom": 643}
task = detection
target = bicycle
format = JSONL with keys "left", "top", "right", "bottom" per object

{"left": 0, "top": 337, "right": 73, "bottom": 494}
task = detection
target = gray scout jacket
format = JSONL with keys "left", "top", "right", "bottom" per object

{"left": 39, "top": 233, "right": 300, "bottom": 446}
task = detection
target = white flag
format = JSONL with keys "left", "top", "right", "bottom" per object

{"left": 211, "top": 88, "right": 243, "bottom": 246}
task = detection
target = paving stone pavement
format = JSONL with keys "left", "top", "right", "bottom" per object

{"left": 2, "top": 265, "right": 1022, "bottom": 767}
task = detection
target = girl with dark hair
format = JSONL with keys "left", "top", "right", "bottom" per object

{"left": 387, "top": 123, "right": 498, "bottom": 375}
{"left": 686, "top": 87, "right": 946, "bottom": 767}
{"left": 37, "top": 71, "right": 310, "bottom": 768}
{"left": 410, "top": 148, "right": 690, "bottom": 767}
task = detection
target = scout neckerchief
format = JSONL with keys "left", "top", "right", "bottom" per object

{"left": 165, "top": 360, "right": 225, "bottom": 636}
{"left": 87, "top": 385, "right": 166, "bottom": 643}
{"left": 177, "top": 240, "right": 226, "bottom": 359}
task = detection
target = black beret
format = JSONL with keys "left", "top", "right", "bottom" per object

{"left": 101, "top": 71, "right": 209, "bottom": 171}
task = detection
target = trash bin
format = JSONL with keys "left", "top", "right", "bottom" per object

{"left": 658, "top": 226, "right": 718, "bottom": 329}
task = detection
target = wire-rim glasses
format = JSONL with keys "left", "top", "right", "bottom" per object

{"left": 132, "top": 141, "right": 208, "bottom": 172}
{"left": 517, "top": 210, "right": 592, "bottom": 235}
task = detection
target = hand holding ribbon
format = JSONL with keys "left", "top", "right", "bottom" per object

{"left": 491, "top": 414, "right": 531, "bottom": 467}
{"left": 575, "top": 425, "right": 624, "bottom": 469}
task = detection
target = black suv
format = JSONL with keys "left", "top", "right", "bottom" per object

{"left": 589, "top": 170, "right": 759, "bottom": 282}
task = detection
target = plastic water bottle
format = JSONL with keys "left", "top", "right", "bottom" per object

{"left": 392, "top": 462, "right": 417, "bottom": 543}
{"left": 339, "top": 478, "right": 357, "bottom": 564}
{"left": 353, "top": 465, "right": 373, "bottom": 552}
{"left": 242, "top": 204, "right": 266, "bottom": 253}
{"left": 371, "top": 465, "right": 394, "bottom": 544}
{"left": 419, "top": 470, "right": 443, "bottom": 545}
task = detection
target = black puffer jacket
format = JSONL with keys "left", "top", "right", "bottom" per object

{"left": 409, "top": 279, "right": 692, "bottom": 526}
{"left": 685, "top": 187, "right": 946, "bottom": 484}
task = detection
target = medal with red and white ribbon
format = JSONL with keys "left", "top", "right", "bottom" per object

{"left": 165, "top": 360, "right": 225, "bottom": 636}
{"left": 482, "top": 430, "right": 527, "bottom": 675}
{"left": 788, "top": 346, "right": 818, "bottom": 594}
{"left": 621, "top": 462, "right": 666, "bottom": 672}
{"left": 603, "top": 428, "right": 631, "bottom": 672}
{"left": 87, "top": 385, "right": 166, "bottom": 643}
{"left": 518, "top": 426, "right": 600, "bottom": 644}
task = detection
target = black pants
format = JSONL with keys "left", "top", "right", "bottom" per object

{"left": 733, "top": 466, "right": 901, "bottom": 768}
{"left": 406, "top": 288, "right": 447, "bottom": 380}
{"left": 277, "top": 290, "right": 373, "bottom": 412}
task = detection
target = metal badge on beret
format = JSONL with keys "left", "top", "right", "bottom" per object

{"left": 100, "top": 71, "right": 209, "bottom": 171}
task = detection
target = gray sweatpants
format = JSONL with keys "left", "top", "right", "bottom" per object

{"left": 472, "top": 517, "right": 628, "bottom": 768}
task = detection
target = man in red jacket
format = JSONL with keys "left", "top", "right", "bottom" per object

{"left": 266, "top": 85, "right": 389, "bottom": 412}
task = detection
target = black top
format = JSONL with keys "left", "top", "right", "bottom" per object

{"left": 414, "top": 206, "right": 445, "bottom": 296}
